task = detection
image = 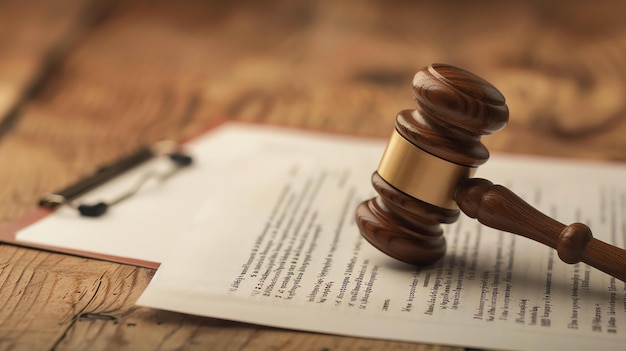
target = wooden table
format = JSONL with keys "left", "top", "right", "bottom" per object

{"left": 1, "top": 1, "right": 625, "bottom": 350}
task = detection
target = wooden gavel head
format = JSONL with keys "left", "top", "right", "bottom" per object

{"left": 355, "top": 63, "right": 509, "bottom": 265}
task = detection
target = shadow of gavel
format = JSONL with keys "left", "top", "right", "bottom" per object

{"left": 355, "top": 63, "right": 626, "bottom": 282}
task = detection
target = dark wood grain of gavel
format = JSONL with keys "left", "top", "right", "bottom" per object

{"left": 355, "top": 63, "right": 626, "bottom": 282}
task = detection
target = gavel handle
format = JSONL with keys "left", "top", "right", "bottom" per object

{"left": 455, "top": 178, "right": 626, "bottom": 282}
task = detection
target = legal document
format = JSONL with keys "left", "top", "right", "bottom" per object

{"left": 130, "top": 123, "right": 625, "bottom": 351}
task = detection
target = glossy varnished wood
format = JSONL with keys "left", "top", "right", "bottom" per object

{"left": 402, "top": 63, "right": 509, "bottom": 166}
{"left": 2, "top": 0, "right": 626, "bottom": 350}
{"left": 357, "top": 64, "right": 626, "bottom": 281}
{"left": 356, "top": 172, "right": 453, "bottom": 265}
{"left": 456, "top": 178, "right": 626, "bottom": 282}
{"left": 356, "top": 63, "right": 509, "bottom": 265}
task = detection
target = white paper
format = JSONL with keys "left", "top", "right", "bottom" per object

{"left": 135, "top": 123, "right": 626, "bottom": 351}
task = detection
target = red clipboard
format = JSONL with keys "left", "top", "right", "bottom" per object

{"left": 0, "top": 119, "right": 231, "bottom": 269}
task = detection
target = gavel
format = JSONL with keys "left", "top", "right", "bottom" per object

{"left": 355, "top": 63, "right": 626, "bottom": 282}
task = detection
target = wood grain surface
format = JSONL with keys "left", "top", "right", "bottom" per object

{"left": 1, "top": 0, "right": 626, "bottom": 350}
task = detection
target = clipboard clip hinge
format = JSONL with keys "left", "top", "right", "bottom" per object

{"left": 38, "top": 141, "right": 193, "bottom": 217}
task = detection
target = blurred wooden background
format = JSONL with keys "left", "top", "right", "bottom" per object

{"left": 1, "top": 0, "right": 625, "bottom": 350}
